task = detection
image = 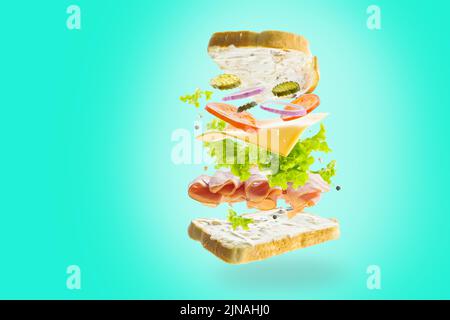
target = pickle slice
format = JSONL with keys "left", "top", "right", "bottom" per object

{"left": 210, "top": 74, "right": 241, "bottom": 90}
{"left": 272, "top": 81, "right": 300, "bottom": 97}
{"left": 237, "top": 101, "right": 257, "bottom": 113}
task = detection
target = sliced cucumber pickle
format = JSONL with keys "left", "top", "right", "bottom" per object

{"left": 210, "top": 74, "right": 241, "bottom": 90}
{"left": 272, "top": 81, "right": 300, "bottom": 97}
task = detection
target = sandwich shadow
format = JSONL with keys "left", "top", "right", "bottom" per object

{"left": 216, "top": 252, "right": 347, "bottom": 293}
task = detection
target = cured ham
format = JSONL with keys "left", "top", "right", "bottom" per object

{"left": 247, "top": 188, "right": 282, "bottom": 211}
{"left": 208, "top": 171, "right": 241, "bottom": 196}
{"left": 223, "top": 184, "right": 246, "bottom": 203}
{"left": 244, "top": 172, "right": 271, "bottom": 203}
{"left": 244, "top": 171, "right": 279, "bottom": 210}
{"left": 282, "top": 173, "right": 330, "bottom": 217}
{"left": 188, "top": 170, "right": 329, "bottom": 214}
{"left": 188, "top": 175, "right": 222, "bottom": 207}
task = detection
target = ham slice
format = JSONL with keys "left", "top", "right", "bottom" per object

{"left": 188, "top": 171, "right": 329, "bottom": 215}
{"left": 208, "top": 171, "right": 241, "bottom": 196}
{"left": 244, "top": 172, "right": 271, "bottom": 203}
{"left": 283, "top": 173, "right": 330, "bottom": 217}
{"left": 247, "top": 188, "right": 282, "bottom": 210}
{"left": 244, "top": 171, "right": 280, "bottom": 210}
{"left": 188, "top": 175, "right": 222, "bottom": 207}
{"left": 223, "top": 184, "right": 246, "bottom": 203}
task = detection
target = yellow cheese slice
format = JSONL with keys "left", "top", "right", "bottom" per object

{"left": 197, "top": 113, "right": 328, "bottom": 156}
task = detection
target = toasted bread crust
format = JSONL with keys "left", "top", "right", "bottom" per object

{"left": 208, "top": 30, "right": 311, "bottom": 55}
{"left": 188, "top": 218, "right": 339, "bottom": 264}
{"left": 306, "top": 56, "right": 320, "bottom": 93}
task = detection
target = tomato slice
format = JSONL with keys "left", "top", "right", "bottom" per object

{"left": 281, "top": 94, "right": 320, "bottom": 121}
{"left": 205, "top": 102, "right": 258, "bottom": 131}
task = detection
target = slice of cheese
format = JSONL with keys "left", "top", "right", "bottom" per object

{"left": 197, "top": 113, "right": 328, "bottom": 156}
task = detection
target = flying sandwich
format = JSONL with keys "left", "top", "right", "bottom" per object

{"left": 181, "top": 30, "right": 339, "bottom": 264}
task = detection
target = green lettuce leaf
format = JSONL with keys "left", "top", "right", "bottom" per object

{"left": 261, "top": 124, "right": 332, "bottom": 189}
{"left": 227, "top": 208, "right": 253, "bottom": 230}
{"left": 180, "top": 88, "right": 213, "bottom": 108}
{"left": 312, "top": 160, "right": 336, "bottom": 184}
{"left": 206, "top": 118, "right": 226, "bottom": 131}
{"left": 203, "top": 120, "right": 336, "bottom": 189}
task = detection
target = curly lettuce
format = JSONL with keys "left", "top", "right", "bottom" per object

{"left": 180, "top": 88, "right": 213, "bottom": 108}
{"left": 312, "top": 160, "right": 336, "bottom": 184}
{"left": 203, "top": 120, "right": 336, "bottom": 189}
{"left": 227, "top": 208, "right": 253, "bottom": 230}
{"left": 261, "top": 124, "right": 333, "bottom": 189}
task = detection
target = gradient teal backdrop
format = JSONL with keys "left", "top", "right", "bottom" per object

{"left": 0, "top": 0, "right": 449, "bottom": 299}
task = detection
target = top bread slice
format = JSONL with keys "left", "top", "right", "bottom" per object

{"left": 207, "top": 30, "right": 319, "bottom": 99}
{"left": 208, "top": 30, "right": 311, "bottom": 55}
{"left": 188, "top": 208, "right": 339, "bottom": 264}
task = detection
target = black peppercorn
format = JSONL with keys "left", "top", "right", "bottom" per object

{"left": 336, "top": 185, "right": 341, "bottom": 191}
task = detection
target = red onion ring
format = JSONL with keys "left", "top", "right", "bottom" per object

{"left": 259, "top": 100, "right": 307, "bottom": 116}
{"left": 222, "top": 87, "right": 265, "bottom": 101}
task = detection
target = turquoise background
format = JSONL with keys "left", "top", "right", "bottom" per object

{"left": 0, "top": 0, "right": 449, "bottom": 299}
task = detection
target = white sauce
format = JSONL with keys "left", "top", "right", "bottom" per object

{"left": 192, "top": 209, "right": 338, "bottom": 249}
{"left": 208, "top": 46, "right": 314, "bottom": 101}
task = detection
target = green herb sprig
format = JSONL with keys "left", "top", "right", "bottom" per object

{"left": 227, "top": 208, "right": 254, "bottom": 231}
{"left": 312, "top": 160, "right": 336, "bottom": 184}
{"left": 180, "top": 89, "right": 213, "bottom": 108}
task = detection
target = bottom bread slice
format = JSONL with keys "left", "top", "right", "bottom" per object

{"left": 188, "top": 208, "right": 340, "bottom": 264}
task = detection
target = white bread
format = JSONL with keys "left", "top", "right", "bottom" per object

{"left": 207, "top": 30, "right": 319, "bottom": 100}
{"left": 188, "top": 208, "right": 339, "bottom": 264}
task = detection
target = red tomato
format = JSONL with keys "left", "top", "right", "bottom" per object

{"left": 205, "top": 102, "right": 258, "bottom": 131}
{"left": 281, "top": 94, "right": 320, "bottom": 121}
